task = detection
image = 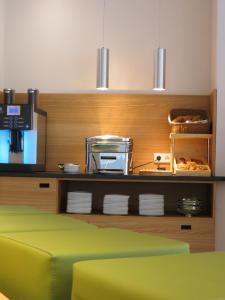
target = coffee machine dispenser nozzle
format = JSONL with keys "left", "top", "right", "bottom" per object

{"left": 3, "top": 88, "right": 15, "bottom": 105}
{"left": 27, "top": 88, "right": 39, "bottom": 108}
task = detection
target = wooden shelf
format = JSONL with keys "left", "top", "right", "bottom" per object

{"left": 170, "top": 133, "right": 213, "bottom": 175}
{"left": 170, "top": 133, "right": 213, "bottom": 139}
{"left": 64, "top": 213, "right": 213, "bottom": 219}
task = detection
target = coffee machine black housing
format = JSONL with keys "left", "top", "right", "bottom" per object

{"left": 0, "top": 89, "right": 47, "bottom": 171}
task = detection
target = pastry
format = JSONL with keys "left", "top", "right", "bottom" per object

{"left": 178, "top": 157, "right": 186, "bottom": 164}
{"left": 176, "top": 156, "right": 209, "bottom": 172}
{"left": 172, "top": 114, "right": 204, "bottom": 123}
{"left": 191, "top": 158, "right": 204, "bottom": 164}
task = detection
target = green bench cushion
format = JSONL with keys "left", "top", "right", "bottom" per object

{"left": 0, "top": 214, "right": 96, "bottom": 233}
{"left": 0, "top": 228, "right": 189, "bottom": 300}
{"left": 72, "top": 252, "right": 225, "bottom": 300}
{"left": 0, "top": 205, "right": 50, "bottom": 215}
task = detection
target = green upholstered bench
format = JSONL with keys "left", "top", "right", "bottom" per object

{"left": 0, "top": 214, "right": 96, "bottom": 233}
{"left": 0, "top": 228, "right": 189, "bottom": 300}
{"left": 72, "top": 251, "right": 225, "bottom": 300}
{"left": 0, "top": 205, "right": 50, "bottom": 215}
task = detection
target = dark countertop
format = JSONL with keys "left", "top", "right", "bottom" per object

{"left": 0, "top": 171, "right": 225, "bottom": 182}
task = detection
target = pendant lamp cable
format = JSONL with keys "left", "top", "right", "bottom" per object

{"left": 97, "top": 0, "right": 109, "bottom": 90}
{"left": 158, "top": 0, "right": 161, "bottom": 48}
{"left": 153, "top": 0, "right": 166, "bottom": 91}
{"left": 102, "top": 0, "right": 106, "bottom": 46}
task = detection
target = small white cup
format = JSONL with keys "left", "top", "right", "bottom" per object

{"left": 64, "top": 163, "right": 80, "bottom": 173}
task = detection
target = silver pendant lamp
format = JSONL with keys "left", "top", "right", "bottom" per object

{"left": 97, "top": 0, "right": 109, "bottom": 90}
{"left": 153, "top": 47, "right": 166, "bottom": 91}
{"left": 153, "top": 0, "right": 166, "bottom": 92}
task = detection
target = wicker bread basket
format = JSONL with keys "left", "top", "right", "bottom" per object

{"left": 168, "top": 109, "right": 210, "bottom": 134}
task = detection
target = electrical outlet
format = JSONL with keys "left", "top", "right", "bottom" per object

{"left": 154, "top": 153, "right": 171, "bottom": 164}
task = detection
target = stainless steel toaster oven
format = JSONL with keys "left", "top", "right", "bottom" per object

{"left": 86, "top": 135, "right": 133, "bottom": 175}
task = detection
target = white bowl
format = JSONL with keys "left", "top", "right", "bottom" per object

{"left": 64, "top": 164, "right": 80, "bottom": 173}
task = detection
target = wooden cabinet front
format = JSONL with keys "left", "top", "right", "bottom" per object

{"left": 0, "top": 177, "right": 58, "bottom": 213}
{"left": 60, "top": 179, "right": 215, "bottom": 252}
{"left": 70, "top": 214, "right": 214, "bottom": 253}
{"left": 0, "top": 176, "right": 215, "bottom": 252}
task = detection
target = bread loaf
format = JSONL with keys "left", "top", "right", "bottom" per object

{"left": 172, "top": 114, "right": 204, "bottom": 123}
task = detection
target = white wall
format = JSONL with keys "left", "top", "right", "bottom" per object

{"left": 0, "top": 0, "right": 4, "bottom": 89}
{"left": 211, "top": 0, "right": 217, "bottom": 90}
{"left": 2, "top": 0, "right": 212, "bottom": 94}
{"left": 215, "top": 0, "right": 225, "bottom": 250}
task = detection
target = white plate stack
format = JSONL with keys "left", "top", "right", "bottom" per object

{"left": 66, "top": 191, "right": 92, "bottom": 214}
{"left": 103, "top": 194, "right": 129, "bottom": 215}
{"left": 139, "top": 194, "right": 164, "bottom": 216}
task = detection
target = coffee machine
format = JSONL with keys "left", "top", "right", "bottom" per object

{"left": 0, "top": 88, "right": 47, "bottom": 171}
{"left": 86, "top": 135, "right": 133, "bottom": 175}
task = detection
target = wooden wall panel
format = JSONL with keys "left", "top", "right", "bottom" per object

{"left": 2, "top": 93, "right": 211, "bottom": 172}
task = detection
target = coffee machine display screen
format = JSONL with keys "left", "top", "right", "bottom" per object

{"left": 7, "top": 106, "right": 21, "bottom": 116}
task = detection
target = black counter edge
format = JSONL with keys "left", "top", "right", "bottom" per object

{"left": 0, "top": 171, "right": 225, "bottom": 182}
